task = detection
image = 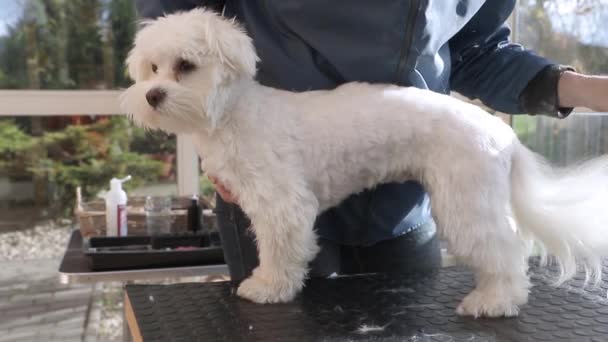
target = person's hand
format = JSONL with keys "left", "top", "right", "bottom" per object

{"left": 208, "top": 175, "right": 238, "bottom": 203}
{"left": 558, "top": 71, "right": 608, "bottom": 112}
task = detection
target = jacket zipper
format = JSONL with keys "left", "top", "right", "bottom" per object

{"left": 396, "top": 0, "right": 422, "bottom": 84}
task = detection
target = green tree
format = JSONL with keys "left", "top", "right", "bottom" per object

{"left": 65, "top": 0, "right": 104, "bottom": 88}
{"left": 109, "top": 0, "right": 136, "bottom": 87}
{"left": 0, "top": 0, "right": 137, "bottom": 90}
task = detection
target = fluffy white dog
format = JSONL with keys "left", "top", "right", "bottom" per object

{"left": 121, "top": 9, "right": 608, "bottom": 318}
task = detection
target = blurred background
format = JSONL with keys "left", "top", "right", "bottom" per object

{"left": 0, "top": 1, "right": 214, "bottom": 341}
{"left": 0, "top": 0, "right": 607, "bottom": 341}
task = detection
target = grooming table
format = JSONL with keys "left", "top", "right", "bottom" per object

{"left": 124, "top": 261, "right": 608, "bottom": 341}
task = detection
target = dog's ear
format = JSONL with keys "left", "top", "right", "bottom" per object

{"left": 215, "top": 21, "right": 259, "bottom": 78}
{"left": 202, "top": 12, "right": 259, "bottom": 78}
{"left": 202, "top": 31, "right": 257, "bottom": 130}
{"left": 204, "top": 74, "right": 231, "bottom": 130}
{"left": 125, "top": 48, "right": 149, "bottom": 82}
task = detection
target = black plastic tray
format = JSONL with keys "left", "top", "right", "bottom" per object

{"left": 84, "top": 232, "right": 224, "bottom": 271}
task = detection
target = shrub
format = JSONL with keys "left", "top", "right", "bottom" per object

{"left": 0, "top": 117, "right": 164, "bottom": 215}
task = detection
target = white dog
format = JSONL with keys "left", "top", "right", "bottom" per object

{"left": 121, "top": 9, "right": 608, "bottom": 318}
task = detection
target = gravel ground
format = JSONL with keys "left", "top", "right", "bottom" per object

{"left": 0, "top": 218, "right": 226, "bottom": 342}
{"left": 88, "top": 282, "right": 124, "bottom": 342}
{"left": 0, "top": 220, "right": 124, "bottom": 341}
{"left": 0, "top": 219, "right": 73, "bottom": 262}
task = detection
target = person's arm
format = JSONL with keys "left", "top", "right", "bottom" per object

{"left": 558, "top": 72, "right": 608, "bottom": 112}
{"left": 208, "top": 175, "right": 237, "bottom": 203}
{"left": 449, "top": 2, "right": 572, "bottom": 117}
{"left": 134, "top": 0, "right": 224, "bottom": 19}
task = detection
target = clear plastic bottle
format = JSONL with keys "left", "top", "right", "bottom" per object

{"left": 105, "top": 175, "right": 131, "bottom": 237}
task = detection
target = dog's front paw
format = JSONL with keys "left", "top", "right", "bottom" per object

{"left": 236, "top": 270, "right": 301, "bottom": 303}
{"left": 456, "top": 289, "right": 521, "bottom": 318}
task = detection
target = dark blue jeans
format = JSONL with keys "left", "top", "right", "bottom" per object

{"left": 309, "top": 220, "right": 441, "bottom": 277}
{"left": 215, "top": 196, "right": 441, "bottom": 282}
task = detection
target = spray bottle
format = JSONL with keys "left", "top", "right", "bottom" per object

{"left": 105, "top": 175, "right": 131, "bottom": 237}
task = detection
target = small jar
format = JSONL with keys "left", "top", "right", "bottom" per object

{"left": 144, "top": 196, "right": 173, "bottom": 236}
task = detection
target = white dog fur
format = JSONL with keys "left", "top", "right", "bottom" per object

{"left": 121, "top": 9, "right": 608, "bottom": 318}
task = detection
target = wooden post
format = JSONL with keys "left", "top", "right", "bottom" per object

{"left": 124, "top": 291, "right": 143, "bottom": 342}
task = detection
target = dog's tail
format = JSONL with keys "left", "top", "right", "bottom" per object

{"left": 510, "top": 141, "right": 608, "bottom": 284}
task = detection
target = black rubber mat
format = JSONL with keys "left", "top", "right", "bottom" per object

{"left": 126, "top": 261, "right": 608, "bottom": 342}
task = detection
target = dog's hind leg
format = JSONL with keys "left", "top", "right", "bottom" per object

{"left": 455, "top": 244, "right": 530, "bottom": 318}
{"left": 236, "top": 185, "right": 320, "bottom": 304}
{"left": 431, "top": 178, "right": 530, "bottom": 318}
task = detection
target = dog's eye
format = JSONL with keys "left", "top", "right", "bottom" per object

{"left": 176, "top": 59, "right": 196, "bottom": 73}
{"left": 151, "top": 64, "right": 158, "bottom": 73}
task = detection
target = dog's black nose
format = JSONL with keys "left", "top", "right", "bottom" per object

{"left": 146, "top": 88, "right": 166, "bottom": 108}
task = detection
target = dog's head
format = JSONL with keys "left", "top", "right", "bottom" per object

{"left": 120, "top": 9, "right": 258, "bottom": 133}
